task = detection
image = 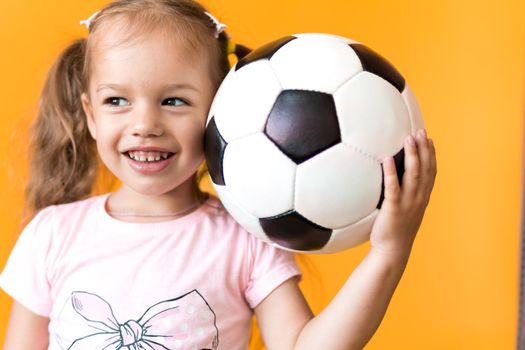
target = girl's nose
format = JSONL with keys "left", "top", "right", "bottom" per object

{"left": 129, "top": 105, "right": 164, "bottom": 137}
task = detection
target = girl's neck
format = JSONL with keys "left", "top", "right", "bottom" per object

{"left": 106, "top": 178, "right": 207, "bottom": 223}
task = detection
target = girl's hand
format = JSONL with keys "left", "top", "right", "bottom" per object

{"left": 369, "top": 129, "right": 437, "bottom": 259}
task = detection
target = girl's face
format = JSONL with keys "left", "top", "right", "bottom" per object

{"left": 82, "top": 24, "right": 216, "bottom": 197}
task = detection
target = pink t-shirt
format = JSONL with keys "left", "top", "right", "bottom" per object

{"left": 0, "top": 194, "right": 301, "bottom": 349}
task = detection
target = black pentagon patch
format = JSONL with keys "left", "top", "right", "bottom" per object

{"left": 204, "top": 117, "right": 227, "bottom": 185}
{"left": 265, "top": 90, "right": 340, "bottom": 164}
{"left": 260, "top": 210, "right": 333, "bottom": 251}
{"left": 350, "top": 44, "right": 405, "bottom": 93}
{"left": 235, "top": 36, "right": 296, "bottom": 71}
{"left": 377, "top": 149, "right": 405, "bottom": 209}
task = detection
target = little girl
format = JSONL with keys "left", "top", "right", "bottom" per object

{"left": 0, "top": 0, "right": 437, "bottom": 349}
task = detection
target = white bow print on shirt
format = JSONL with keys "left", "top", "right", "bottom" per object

{"left": 62, "top": 290, "right": 218, "bottom": 350}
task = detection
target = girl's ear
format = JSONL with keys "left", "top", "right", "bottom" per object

{"left": 81, "top": 93, "right": 97, "bottom": 140}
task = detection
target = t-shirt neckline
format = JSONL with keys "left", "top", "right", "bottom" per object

{"left": 98, "top": 192, "right": 213, "bottom": 230}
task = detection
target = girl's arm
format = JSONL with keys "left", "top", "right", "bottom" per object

{"left": 3, "top": 301, "right": 49, "bottom": 350}
{"left": 255, "top": 130, "right": 437, "bottom": 350}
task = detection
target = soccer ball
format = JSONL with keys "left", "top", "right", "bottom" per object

{"left": 204, "top": 33, "right": 424, "bottom": 254}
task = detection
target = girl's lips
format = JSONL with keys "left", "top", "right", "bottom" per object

{"left": 125, "top": 153, "right": 174, "bottom": 174}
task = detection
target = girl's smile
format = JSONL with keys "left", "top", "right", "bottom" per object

{"left": 123, "top": 146, "right": 176, "bottom": 174}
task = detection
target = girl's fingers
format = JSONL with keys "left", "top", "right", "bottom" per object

{"left": 415, "top": 129, "right": 434, "bottom": 192}
{"left": 382, "top": 156, "right": 401, "bottom": 203}
{"left": 423, "top": 139, "right": 437, "bottom": 203}
{"left": 401, "top": 133, "right": 420, "bottom": 199}
{"left": 427, "top": 138, "right": 437, "bottom": 191}
{"left": 429, "top": 138, "right": 437, "bottom": 176}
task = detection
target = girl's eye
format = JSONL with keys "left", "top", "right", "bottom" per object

{"left": 163, "top": 97, "right": 187, "bottom": 107}
{"left": 104, "top": 97, "right": 130, "bottom": 107}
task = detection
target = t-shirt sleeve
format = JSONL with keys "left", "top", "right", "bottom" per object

{"left": 0, "top": 206, "right": 55, "bottom": 317}
{"left": 244, "top": 236, "right": 302, "bottom": 308}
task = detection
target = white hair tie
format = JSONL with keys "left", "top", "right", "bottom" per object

{"left": 80, "top": 10, "right": 100, "bottom": 30}
{"left": 80, "top": 10, "right": 226, "bottom": 36}
{"left": 204, "top": 11, "right": 227, "bottom": 38}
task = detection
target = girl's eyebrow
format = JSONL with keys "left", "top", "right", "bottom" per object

{"left": 164, "top": 83, "right": 200, "bottom": 92}
{"left": 96, "top": 83, "right": 124, "bottom": 92}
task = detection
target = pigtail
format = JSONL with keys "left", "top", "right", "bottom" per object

{"left": 25, "top": 39, "right": 97, "bottom": 214}
{"left": 232, "top": 43, "right": 251, "bottom": 60}
{"left": 218, "top": 31, "right": 251, "bottom": 63}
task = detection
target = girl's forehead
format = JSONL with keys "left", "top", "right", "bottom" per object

{"left": 93, "top": 19, "right": 193, "bottom": 52}
{"left": 91, "top": 23, "right": 206, "bottom": 68}
{"left": 87, "top": 22, "right": 213, "bottom": 91}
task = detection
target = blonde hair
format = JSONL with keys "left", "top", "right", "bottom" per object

{"left": 26, "top": 0, "right": 249, "bottom": 215}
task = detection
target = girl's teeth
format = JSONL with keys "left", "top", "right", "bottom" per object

{"left": 127, "top": 151, "right": 170, "bottom": 162}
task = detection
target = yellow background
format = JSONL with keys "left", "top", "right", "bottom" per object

{"left": 0, "top": 0, "right": 523, "bottom": 348}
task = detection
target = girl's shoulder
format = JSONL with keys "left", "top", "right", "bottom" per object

{"left": 25, "top": 194, "right": 108, "bottom": 236}
{"left": 47, "top": 194, "right": 108, "bottom": 221}
{"left": 200, "top": 194, "right": 228, "bottom": 219}
{"left": 27, "top": 194, "right": 105, "bottom": 223}
{"left": 200, "top": 194, "right": 253, "bottom": 234}
{"left": 11, "top": 195, "right": 109, "bottom": 267}
{"left": 56, "top": 193, "right": 107, "bottom": 210}
{"left": 198, "top": 194, "right": 243, "bottom": 232}
{"left": 200, "top": 194, "right": 276, "bottom": 250}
